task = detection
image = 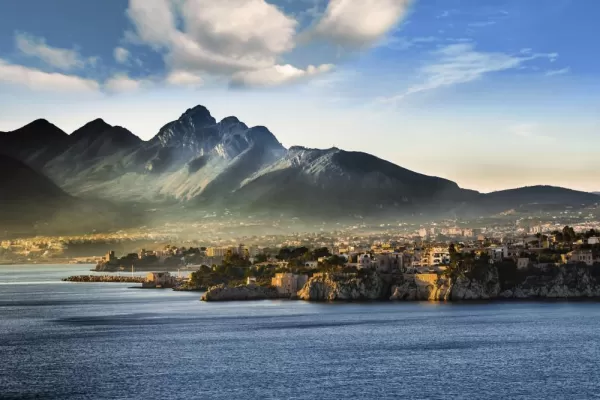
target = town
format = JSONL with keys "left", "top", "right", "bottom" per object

{"left": 54, "top": 222, "right": 600, "bottom": 298}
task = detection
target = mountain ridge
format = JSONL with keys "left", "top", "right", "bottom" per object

{"left": 3, "top": 105, "right": 597, "bottom": 218}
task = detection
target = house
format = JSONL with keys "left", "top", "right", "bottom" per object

{"left": 143, "top": 272, "right": 176, "bottom": 288}
{"left": 303, "top": 261, "right": 318, "bottom": 268}
{"left": 568, "top": 250, "right": 594, "bottom": 266}
{"left": 588, "top": 237, "right": 600, "bottom": 245}
{"left": 375, "top": 252, "right": 403, "bottom": 273}
{"left": 357, "top": 254, "right": 375, "bottom": 269}
{"left": 487, "top": 247, "right": 503, "bottom": 263}
{"left": 247, "top": 276, "right": 257, "bottom": 285}
{"left": 271, "top": 273, "right": 308, "bottom": 296}
{"left": 517, "top": 258, "right": 530, "bottom": 269}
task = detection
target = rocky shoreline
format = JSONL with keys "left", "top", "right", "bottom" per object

{"left": 203, "top": 265, "right": 600, "bottom": 303}
{"left": 201, "top": 283, "right": 281, "bottom": 301}
{"left": 62, "top": 275, "right": 145, "bottom": 283}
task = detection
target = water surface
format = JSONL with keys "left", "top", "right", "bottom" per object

{"left": 1, "top": 265, "right": 599, "bottom": 399}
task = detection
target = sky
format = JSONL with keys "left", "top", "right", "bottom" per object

{"left": 0, "top": 0, "right": 598, "bottom": 193}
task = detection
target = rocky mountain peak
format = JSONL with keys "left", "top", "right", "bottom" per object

{"left": 245, "top": 126, "right": 283, "bottom": 149}
{"left": 70, "top": 118, "right": 112, "bottom": 142}
{"left": 180, "top": 105, "right": 216, "bottom": 125}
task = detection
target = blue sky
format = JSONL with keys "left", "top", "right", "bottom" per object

{"left": 0, "top": 0, "right": 598, "bottom": 192}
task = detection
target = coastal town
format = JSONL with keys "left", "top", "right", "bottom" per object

{"left": 46, "top": 218, "right": 600, "bottom": 301}
{"left": 2, "top": 199, "right": 599, "bottom": 300}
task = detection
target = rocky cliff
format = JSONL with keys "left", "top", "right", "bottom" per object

{"left": 201, "top": 283, "right": 280, "bottom": 301}
{"left": 296, "top": 272, "right": 387, "bottom": 301}
{"left": 499, "top": 265, "right": 600, "bottom": 299}
{"left": 390, "top": 269, "right": 501, "bottom": 301}
{"left": 390, "top": 265, "right": 600, "bottom": 301}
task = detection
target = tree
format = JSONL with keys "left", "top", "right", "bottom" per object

{"left": 254, "top": 253, "right": 268, "bottom": 264}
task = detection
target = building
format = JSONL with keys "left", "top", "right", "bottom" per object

{"left": 356, "top": 254, "right": 375, "bottom": 269}
{"left": 143, "top": 272, "right": 176, "bottom": 288}
{"left": 375, "top": 252, "right": 403, "bottom": 273}
{"left": 588, "top": 237, "right": 600, "bottom": 245}
{"left": 247, "top": 276, "right": 257, "bottom": 285}
{"left": 517, "top": 258, "right": 530, "bottom": 269}
{"left": 271, "top": 273, "right": 308, "bottom": 296}
{"left": 103, "top": 251, "right": 117, "bottom": 264}
{"left": 206, "top": 247, "right": 229, "bottom": 257}
{"left": 568, "top": 250, "right": 594, "bottom": 266}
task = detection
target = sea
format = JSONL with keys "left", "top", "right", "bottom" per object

{"left": 2, "top": 264, "right": 600, "bottom": 400}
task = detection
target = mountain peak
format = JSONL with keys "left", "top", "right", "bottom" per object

{"left": 219, "top": 116, "right": 245, "bottom": 126}
{"left": 246, "top": 126, "right": 284, "bottom": 150}
{"left": 181, "top": 105, "right": 213, "bottom": 120}
{"left": 19, "top": 118, "right": 60, "bottom": 130}
{"left": 10, "top": 119, "right": 67, "bottom": 140}
{"left": 70, "top": 118, "right": 113, "bottom": 142}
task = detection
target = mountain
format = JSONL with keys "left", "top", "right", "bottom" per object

{"left": 45, "top": 118, "right": 142, "bottom": 183}
{"left": 0, "top": 154, "right": 145, "bottom": 236}
{"left": 465, "top": 186, "right": 600, "bottom": 216}
{"left": 0, "top": 119, "right": 69, "bottom": 168}
{"left": 3, "top": 105, "right": 597, "bottom": 221}
{"left": 593, "top": 192, "right": 600, "bottom": 196}
{"left": 229, "top": 146, "right": 477, "bottom": 215}
{"left": 0, "top": 154, "right": 72, "bottom": 232}
{"left": 40, "top": 105, "right": 286, "bottom": 203}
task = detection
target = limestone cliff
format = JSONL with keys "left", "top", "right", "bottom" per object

{"left": 499, "top": 265, "right": 600, "bottom": 299}
{"left": 390, "top": 264, "right": 600, "bottom": 301}
{"left": 201, "top": 284, "right": 279, "bottom": 301}
{"left": 296, "top": 272, "right": 387, "bottom": 301}
{"left": 390, "top": 268, "right": 501, "bottom": 301}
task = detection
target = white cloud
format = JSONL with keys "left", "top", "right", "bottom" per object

{"left": 104, "top": 74, "right": 148, "bottom": 93}
{"left": 114, "top": 47, "right": 130, "bottom": 64}
{"left": 166, "top": 70, "right": 204, "bottom": 87}
{"left": 380, "top": 43, "right": 559, "bottom": 102}
{"left": 509, "top": 123, "right": 554, "bottom": 141}
{"left": 14, "top": 32, "right": 92, "bottom": 71}
{"left": 127, "top": 0, "right": 299, "bottom": 79}
{"left": 125, "top": 0, "right": 343, "bottom": 87}
{"left": 126, "top": 0, "right": 176, "bottom": 48}
{"left": 379, "top": 36, "right": 436, "bottom": 51}
{"left": 545, "top": 67, "right": 570, "bottom": 76}
{"left": 231, "top": 63, "right": 334, "bottom": 87}
{"left": 311, "top": 0, "right": 412, "bottom": 47}
{"left": 0, "top": 58, "right": 99, "bottom": 92}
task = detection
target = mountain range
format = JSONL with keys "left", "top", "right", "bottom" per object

{"left": 1, "top": 104, "right": 598, "bottom": 231}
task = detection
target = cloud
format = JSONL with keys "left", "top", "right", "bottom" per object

{"left": 126, "top": 0, "right": 369, "bottom": 87}
{"left": 14, "top": 32, "right": 93, "bottom": 71}
{"left": 0, "top": 58, "right": 99, "bottom": 92}
{"left": 127, "top": 0, "right": 303, "bottom": 84}
{"left": 231, "top": 63, "right": 334, "bottom": 87}
{"left": 104, "top": 74, "right": 148, "bottom": 93}
{"left": 379, "top": 36, "right": 437, "bottom": 51}
{"left": 380, "top": 43, "right": 559, "bottom": 102}
{"left": 545, "top": 67, "right": 570, "bottom": 76}
{"left": 509, "top": 123, "right": 554, "bottom": 141}
{"left": 468, "top": 21, "right": 497, "bottom": 28}
{"left": 166, "top": 70, "right": 204, "bottom": 87}
{"left": 114, "top": 47, "right": 130, "bottom": 64}
{"left": 126, "top": 0, "right": 176, "bottom": 48}
{"left": 310, "top": 0, "right": 412, "bottom": 48}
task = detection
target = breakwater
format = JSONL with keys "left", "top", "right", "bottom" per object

{"left": 63, "top": 275, "right": 145, "bottom": 283}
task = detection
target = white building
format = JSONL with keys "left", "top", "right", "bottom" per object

{"left": 569, "top": 250, "right": 594, "bottom": 266}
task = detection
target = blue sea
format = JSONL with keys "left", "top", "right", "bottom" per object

{"left": 2, "top": 264, "right": 600, "bottom": 399}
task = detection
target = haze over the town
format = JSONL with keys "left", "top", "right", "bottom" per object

{"left": 0, "top": 0, "right": 598, "bottom": 192}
